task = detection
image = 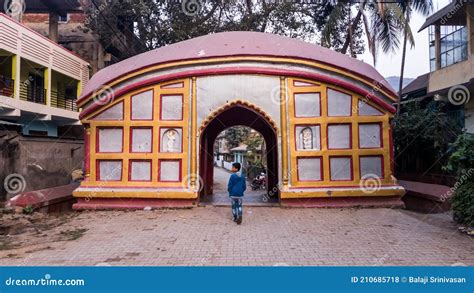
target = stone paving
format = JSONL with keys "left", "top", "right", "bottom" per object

{"left": 1, "top": 206, "right": 473, "bottom": 266}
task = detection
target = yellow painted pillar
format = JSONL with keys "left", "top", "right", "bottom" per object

{"left": 44, "top": 67, "right": 51, "bottom": 106}
{"left": 77, "top": 80, "right": 82, "bottom": 98}
{"left": 190, "top": 77, "right": 197, "bottom": 188}
{"left": 84, "top": 124, "right": 91, "bottom": 181}
{"left": 280, "top": 76, "right": 289, "bottom": 188}
{"left": 11, "top": 54, "right": 20, "bottom": 99}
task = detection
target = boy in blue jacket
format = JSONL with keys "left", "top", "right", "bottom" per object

{"left": 228, "top": 162, "right": 246, "bottom": 225}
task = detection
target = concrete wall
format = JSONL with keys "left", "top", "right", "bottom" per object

{"left": 428, "top": 58, "right": 474, "bottom": 92}
{"left": 0, "top": 129, "right": 83, "bottom": 201}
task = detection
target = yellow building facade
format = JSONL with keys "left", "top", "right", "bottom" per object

{"left": 73, "top": 32, "right": 404, "bottom": 209}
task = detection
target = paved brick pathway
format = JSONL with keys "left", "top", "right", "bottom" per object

{"left": 1, "top": 207, "right": 472, "bottom": 266}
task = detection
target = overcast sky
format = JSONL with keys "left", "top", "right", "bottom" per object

{"left": 358, "top": 0, "right": 451, "bottom": 78}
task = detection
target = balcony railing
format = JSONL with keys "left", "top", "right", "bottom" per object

{"left": 0, "top": 75, "right": 14, "bottom": 97}
{"left": 51, "top": 90, "right": 78, "bottom": 112}
{"left": 19, "top": 84, "right": 46, "bottom": 105}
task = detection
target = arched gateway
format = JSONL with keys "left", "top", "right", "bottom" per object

{"left": 73, "top": 31, "right": 405, "bottom": 209}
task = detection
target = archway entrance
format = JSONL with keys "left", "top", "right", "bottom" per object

{"left": 199, "top": 102, "right": 279, "bottom": 203}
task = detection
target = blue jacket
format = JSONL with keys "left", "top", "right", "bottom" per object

{"left": 228, "top": 172, "right": 246, "bottom": 197}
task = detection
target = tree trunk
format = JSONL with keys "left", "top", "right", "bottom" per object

{"left": 397, "top": 14, "right": 410, "bottom": 116}
{"left": 341, "top": 4, "right": 364, "bottom": 54}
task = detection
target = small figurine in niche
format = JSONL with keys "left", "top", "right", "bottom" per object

{"left": 164, "top": 129, "right": 177, "bottom": 152}
{"left": 302, "top": 127, "right": 313, "bottom": 150}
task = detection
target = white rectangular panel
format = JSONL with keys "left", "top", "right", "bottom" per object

{"left": 98, "top": 128, "right": 123, "bottom": 152}
{"left": 98, "top": 160, "right": 122, "bottom": 181}
{"left": 131, "top": 90, "right": 153, "bottom": 120}
{"left": 330, "top": 157, "right": 352, "bottom": 180}
{"left": 297, "top": 157, "right": 322, "bottom": 181}
{"left": 328, "top": 88, "right": 351, "bottom": 116}
{"left": 328, "top": 124, "right": 351, "bottom": 149}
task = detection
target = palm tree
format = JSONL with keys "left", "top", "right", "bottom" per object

{"left": 321, "top": 1, "right": 433, "bottom": 114}
{"left": 396, "top": 0, "right": 433, "bottom": 115}
{"left": 322, "top": 1, "right": 407, "bottom": 65}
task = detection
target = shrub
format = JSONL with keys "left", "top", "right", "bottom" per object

{"left": 451, "top": 180, "right": 474, "bottom": 226}
{"left": 445, "top": 133, "right": 474, "bottom": 226}
{"left": 393, "top": 101, "right": 461, "bottom": 175}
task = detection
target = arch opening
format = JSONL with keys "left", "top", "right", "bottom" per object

{"left": 199, "top": 104, "right": 279, "bottom": 203}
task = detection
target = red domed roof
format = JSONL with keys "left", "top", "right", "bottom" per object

{"left": 81, "top": 31, "right": 395, "bottom": 101}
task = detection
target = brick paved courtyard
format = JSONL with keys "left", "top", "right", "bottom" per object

{"left": 1, "top": 207, "right": 473, "bottom": 266}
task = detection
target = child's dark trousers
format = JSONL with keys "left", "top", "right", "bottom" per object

{"left": 230, "top": 196, "right": 243, "bottom": 220}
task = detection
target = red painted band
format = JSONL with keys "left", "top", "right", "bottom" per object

{"left": 79, "top": 67, "right": 396, "bottom": 119}
{"left": 77, "top": 55, "right": 397, "bottom": 105}
{"left": 288, "top": 184, "right": 399, "bottom": 189}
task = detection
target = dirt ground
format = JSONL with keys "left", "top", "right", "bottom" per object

{"left": 0, "top": 209, "right": 84, "bottom": 259}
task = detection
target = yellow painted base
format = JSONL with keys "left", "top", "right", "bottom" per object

{"left": 280, "top": 186, "right": 405, "bottom": 199}
{"left": 73, "top": 188, "right": 198, "bottom": 199}
{"left": 74, "top": 185, "right": 404, "bottom": 201}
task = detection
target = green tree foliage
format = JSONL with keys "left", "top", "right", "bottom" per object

{"left": 445, "top": 133, "right": 474, "bottom": 226}
{"left": 244, "top": 132, "right": 265, "bottom": 166}
{"left": 393, "top": 101, "right": 461, "bottom": 174}
{"left": 444, "top": 133, "right": 474, "bottom": 174}
{"left": 303, "top": 1, "right": 365, "bottom": 57}
{"left": 84, "top": 0, "right": 365, "bottom": 60}
{"left": 225, "top": 126, "right": 249, "bottom": 149}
